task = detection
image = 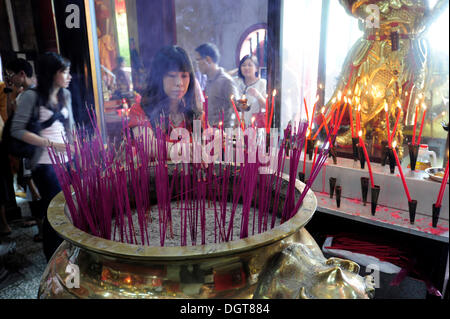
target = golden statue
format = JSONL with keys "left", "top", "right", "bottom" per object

{"left": 330, "top": 0, "right": 449, "bottom": 157}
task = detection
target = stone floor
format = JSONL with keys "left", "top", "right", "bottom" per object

{"left": 0, "top": 197, "right": 47, "bottom": 299}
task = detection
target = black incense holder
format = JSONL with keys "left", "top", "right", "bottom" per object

{"left": 358, "top": 146, "right": 366, "bottom": 169}
{"left": 307, "top": 139, "right": 314, "bottom": 160}
{"left": 381, "top": 141, "right": 389, "bottom": 166}
{"left": 298, "top": 172, "right": 305, "bottom": 183}
{"left": 370, "top": 185, "right": 380, "bottom": 216}
{"left": 388, "top": 148, "right": 396, "bottom": 174}
{"left": 432, "top": 204, "right": 441, "bottom": 228}
{"left": 408, "top": 200, "right": 417, "bottom": 224}
{"left": 408, "top": 143, "right": 419, "bottom": 171}
{"left": 352, "top": 138, "right": 359, "bottom": 161}
{"left": 329, "top": 177, "right": 337, "bottom": 198}
{"left": 335, "top": 186, "right": 342, "bottom": 208}
{"left": 360, "top": 177, "right": 369, "bottom": 206}
{"left": 329, "top": 147, "right": 337, "bottom": 164}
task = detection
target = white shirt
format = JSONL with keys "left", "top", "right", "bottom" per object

{"left": 38, "top": 106, "right": 69, "bottom": 164}
{"left": 234, "top": 77, "right": 267, "bottom": 126}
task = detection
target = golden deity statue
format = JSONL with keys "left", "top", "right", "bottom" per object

{"left": 330, "top": 0, "right": 448, "bottom": 157}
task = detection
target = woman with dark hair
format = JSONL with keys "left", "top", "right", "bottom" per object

{"left": 10, "top": 52, "right": 74, "bottom": 261}
{"left": 129, "top": 45, "right": 202, "bottom": 134}
{"left": 234, "top": 55, "right": 267, "bottom": 126}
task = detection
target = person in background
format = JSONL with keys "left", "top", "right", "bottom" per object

{"left": 4, "top": 59, "right": 44, "bottom": 229}
{"left": 112, "top": 56, "right": 131, "bottom": 99}
{"left": 234, "top": 55, "right": 267, "bottom": 127}
{"left": 129, "top": 38, "right": 147, "bottom": 95}
{"left": 2, "top": 58, "right": 36, "bottom": 120}
{"left": 0, "top": 114, "right": 12, "bottom": 237}
{"left": 10, "top": 52, "right": 74, "bottom": 261}
{"left": 0, "top": 78, "right": 16, "bottom": 264}
{"left": 129, "top": 45, "right": 202, "bottom": 137}
{"left": 195, "top": 43, "right": 238, "bottom": 128}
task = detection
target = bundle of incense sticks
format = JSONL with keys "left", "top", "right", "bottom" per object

{"left": 49, "top": 110, "right": 329, "bottom": 247}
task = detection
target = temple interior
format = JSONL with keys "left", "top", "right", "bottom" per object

{"left": 0, "top": 0, "right": 448, "bottom": 304}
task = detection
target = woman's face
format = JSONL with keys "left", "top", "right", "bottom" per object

{"left": 241, "top": 59, "right": 257, "bottom": 79}
{"left": 54, "top": 67, "right": 72, "bottom": 89}
{"left": 163, "top": 71, "right": 190, "bottom": 102}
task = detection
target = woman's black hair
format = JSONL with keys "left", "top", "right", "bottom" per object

{"left": 142, "top": 45, "right": 198, "bottom": 131}
{"left": 237, "top": 55, "right": 259, "bottom": 80}
{"left": 36, "top": 52, "right": 71, "bottom": 107}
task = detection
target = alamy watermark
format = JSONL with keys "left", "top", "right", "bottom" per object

{"left": 65, "top": 263, "right": 80, "bottom": 289}
{"left": 65, "top": 4, "right": 80, "bottom": 29}
{"left": 145, "top": 120, "right": 314, "bottom": 174}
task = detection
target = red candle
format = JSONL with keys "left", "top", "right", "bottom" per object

{"left": 334, "top": 97, "right": 348, "bottom": 135}
{"left": 268, "top": 90, "right": 277, "bottom": 134}
{"left": 356, "top": 105, "right": 361, "bottom": 133}
{"left": 312, "top": 123, "right": 323, "bottom": 141}
{"left": 265, "top": 94, "right": 269, "bottom": 133}
{"left": 333, "top": 91, "right": 342, "bottom": 130}
{"left": 314, "top": 101, "right": 334, "bottom": 141}
{"left": 412, "top": 102, "right": 419, "bottom": 145}
{"left": 349, "top": 99, "right": 355, "bottom": 138}
{"left": 321, "top": 108, "right": 332, "bottom": 145}
{"left": 303, "top": 130, "right": 310, "bottom": 175}
{"left": 324, "top": 97, "right": 337, "bottom": 123}
{"left": 384, "top": 101, "right": 391, "bottom": 147}
{"left": 310, "top": 95, "right": 319, "bottom": 130}
{"left": 416, "top": 104, "right": 427, "bottom": 145}
{"left": 390, "top": 101, "right": 402, "bottom": 143}
{"left": 436, "top": 160, "right": 449, "bottom": 208}
{"left": 304, "top": 98, "right": 310, "bottom": 126}
{"left": 311, "top": 141, "right": 320, "bottom": 170}
{"left": 230, "top": 95, "right": 244, "bottom": 131}
{"left": 392, "top": 141, "right": 412, "bottom": 202}
{"left": 359, "top": 131, "right": 375, "bottom": 188}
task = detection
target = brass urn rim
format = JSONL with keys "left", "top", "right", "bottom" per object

{"left": 48, "top": 173, "right": 317, "bottom": 262}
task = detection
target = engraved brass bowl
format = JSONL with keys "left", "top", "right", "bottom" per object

{"left": 38, "top": 170, "right": 374, "bottom": 299}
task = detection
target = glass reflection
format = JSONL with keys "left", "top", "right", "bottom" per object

{"left": 93, "top": 0, "right": 269, "bottom": 141}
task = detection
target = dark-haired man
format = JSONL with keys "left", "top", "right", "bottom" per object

{"left": 2, "top": 58, "right": 40, "bottom": 235}
{"left": 2, "top": 58, "right": 36, "bottom": 119}
{"left": 195, "top": 43, "right": 238, "bottom": 128}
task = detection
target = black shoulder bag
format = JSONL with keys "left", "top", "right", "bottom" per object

{"left": 2, "top": 90, "right": 65, "bottom": 159}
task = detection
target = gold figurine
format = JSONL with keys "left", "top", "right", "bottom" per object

{"left": 329, "top": 0, "right": 449, "bottom": 158}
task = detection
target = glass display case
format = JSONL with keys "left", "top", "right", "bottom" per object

{"left": 78, "top": 0, "right": 448, "bottom": 168}
{"left": 84, "top": 0, "right": 269, "bottom": 142}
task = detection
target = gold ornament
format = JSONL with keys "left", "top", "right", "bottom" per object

{"left": 329, "top": 0, "right": 448, "bottom": 159}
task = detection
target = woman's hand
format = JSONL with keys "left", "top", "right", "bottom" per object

{"left": 52, "top": 142, "right": 72, "bottom": 153}
{"left": 46, "top": 138, "right": 74, "bottom": 154}
{"left": 247, "top": 87, "right": 266, "bottom": 110}
{"left": 247, "top": 87, "right": 261, "bottom": 99}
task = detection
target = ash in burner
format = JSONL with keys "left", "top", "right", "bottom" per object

{"left": 111, "top": 202, "right": 283, "bottom": 247}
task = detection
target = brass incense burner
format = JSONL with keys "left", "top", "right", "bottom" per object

{"left": 38, "top": 173, "right": 374, "bottom": 299}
